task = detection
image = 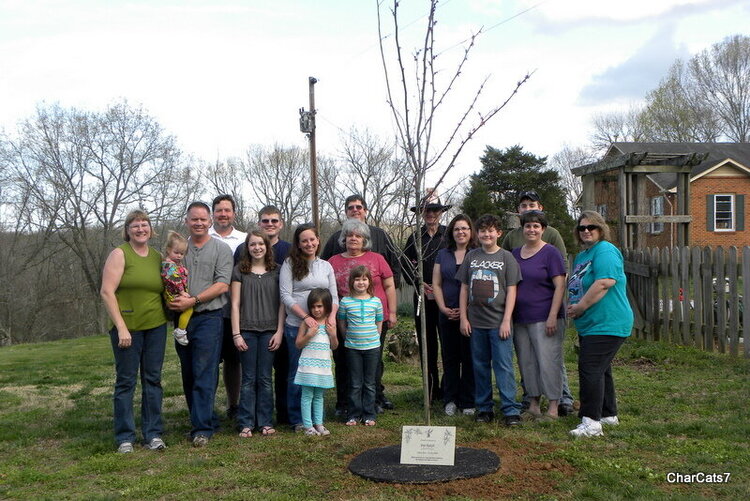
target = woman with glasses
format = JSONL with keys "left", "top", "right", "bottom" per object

{"left": 511, "top": 211, "right": 567, "bottom": 422}
{"left": 566, "top": 210, "right": 633, "bottom": 437}
{"left": 432, "top": 214, "right": 476, "bottom": 416}
{"left": 100, "top": 210, "right": 168, "bottom": 453}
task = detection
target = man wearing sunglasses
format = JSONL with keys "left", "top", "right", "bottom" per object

{"left": 321, "top": 194, "right": 400, "bottom": 413}
{"left": 501, "top": 190, "right": 575, "bottom": 417}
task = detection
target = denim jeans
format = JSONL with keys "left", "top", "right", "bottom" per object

{"left": 439, "top": 313, "right": 474, "bottom": 409}
{"left": 347, "top": 347, "right": 380, "bottom": 422}
{"left": 176, "top": 309, "right": 223, "bottom": 438}
{"left": 284, "top": 323, "right": 303, "bottom": 426}
{"left": 470, "top": 327, "right": 520, "bottom": 416}
{"left": 237, "top": 330, "right": 275, "bottom": 430}
{"left": 109, "top": 323, "right": 167, "bottom": 444}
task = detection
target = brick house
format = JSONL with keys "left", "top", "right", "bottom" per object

{"left": 574, "top": 142, "right": 750, "bottom": 249}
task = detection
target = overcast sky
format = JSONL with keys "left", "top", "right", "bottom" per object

{"left": 1, "top": 0, "right": 748, "bottom": 189}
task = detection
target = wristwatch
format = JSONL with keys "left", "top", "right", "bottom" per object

{"left": 192, "top": 295, "right": 201, "bottom": 306}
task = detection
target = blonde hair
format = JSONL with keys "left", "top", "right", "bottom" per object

{"left": 122, "top": 209, "right": 154, "bottom": 242}
{"left": 164, "top": 230, "right": 188, "bottom": 254}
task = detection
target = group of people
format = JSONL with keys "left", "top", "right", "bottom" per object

{"left": 101, "top": 190, "right": 633, "bottom": 453}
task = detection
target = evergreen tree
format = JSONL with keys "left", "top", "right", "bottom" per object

{"left": 462, "top": 145, "right": 576, "bottom": 250}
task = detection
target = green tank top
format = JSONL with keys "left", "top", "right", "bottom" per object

{"left": 114, "top": 243, "right": 167, "bottom": 331}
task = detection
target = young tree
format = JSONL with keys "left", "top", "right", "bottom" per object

{"left": 548, "top": 144, "right": 597, "bottom": 218}
{"left": 377, "top": 0, "right": 529, "bottom": 423}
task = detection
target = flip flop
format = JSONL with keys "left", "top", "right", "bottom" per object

{"left": 345, "top": 419, "right": 358, "bottom": 426}
{"left": 238, "top": 428, "right": 253, "bottom": 438}
{"left": 364, "top": 420, "right": 376, "bottom": 426}
{"left": 261, "top": 426, "right": 276, "bottom": 436}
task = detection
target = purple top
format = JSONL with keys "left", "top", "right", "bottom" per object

{"left": 512, "top": 244, "right": 567, "bottom": 324}
{"left": 434, "top": 248, "right": 462, "bottom": 308}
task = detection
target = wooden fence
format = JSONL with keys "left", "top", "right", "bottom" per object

{"left": 622, "top": 246, "right": 748, "bottom": 358}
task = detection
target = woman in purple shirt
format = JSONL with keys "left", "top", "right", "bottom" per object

{"left": 511, "top": 211, "right": 566, "bottom": 421}
{"left": 432, "top": 214, "right": 477, "bottom": 416}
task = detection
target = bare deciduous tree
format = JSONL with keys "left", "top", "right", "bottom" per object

{"left": 377, "top": 0, "right": 529, "bottom": 423}
{"left": 241, "top": 144, "right": 311, "bottom": 229}
{"left": 3, "top": 100, "right": 196, "bottom": 334}
{"left": 590, "top": 107, "right": 647, "bottom": 152}
{"left": 548, "top": 144, "right": 597, "bottom": 217}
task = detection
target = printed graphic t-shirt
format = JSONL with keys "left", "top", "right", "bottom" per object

{"left": 456, "top": 247, "right": 522, "bottom": 329}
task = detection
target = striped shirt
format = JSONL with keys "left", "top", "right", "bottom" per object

{"left": 337, "top": 296, "right": 383, "bottom": 350}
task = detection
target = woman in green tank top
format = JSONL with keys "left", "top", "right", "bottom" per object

{"left": 101, "top": 209, "right": 168, "bottom": 453}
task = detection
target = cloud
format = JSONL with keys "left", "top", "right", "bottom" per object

{"left": 577, "top": 26, "right": 690, "bottom": 105}
{"left": 523, "top": 0, "right": 746, "bottom": 34}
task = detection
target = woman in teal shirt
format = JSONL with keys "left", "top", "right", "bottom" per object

{"left": 567, "top": 210, "right": 633, "bottom": 438}
{"left": 101, "top": 210, "right": 168, "bottom": 453}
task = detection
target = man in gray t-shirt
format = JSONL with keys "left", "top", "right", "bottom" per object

{"left": 168, "top": 202, "right": 233, "bottom": 447}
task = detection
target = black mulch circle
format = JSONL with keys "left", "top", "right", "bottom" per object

{"left": 348, "top": 445, "right": 500, "bottom": 484}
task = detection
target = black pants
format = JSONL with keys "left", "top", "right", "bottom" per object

{"left": 273, "top": 335, "right": 289, "bottom": 424}
{"left": 414, "top": 294, "right": 442, "bottom": 401}
{"left": 335, "top": 323, "right": 390, "bottom": 410}
{"left": 578, "top": 335, "right": 626, "bottom": 420}
{"left": 438, "top": 313, "right": 474, "bottom": 408}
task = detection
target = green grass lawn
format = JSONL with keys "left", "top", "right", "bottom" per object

{"left": 0, "top": 328, "right": 748, "bottom": 500}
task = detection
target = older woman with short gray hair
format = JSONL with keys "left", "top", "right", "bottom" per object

{"left": 328, "top": 218, "right": 396, "bottom": 417}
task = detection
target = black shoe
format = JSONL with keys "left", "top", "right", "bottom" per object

{"left": 520, "top": 400, "right": 531, "bottom": 412}
{"left": 375, "top": 405, "right": 385, "bottom": 414}
{"left": 504, "top": 415, "right": 522, "bottom": 427}
{"left": 475, "top": 411, "right": 494, "bottom": 423}
{"left": 558, "top": 403, "right": 575, "bottom": 417}
{"left": 380, "top": 399, "right": 394, "bottom": 410}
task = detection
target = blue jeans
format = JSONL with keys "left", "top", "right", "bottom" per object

{"left": 470, "top": 327, "right": 521, "bottom": 416}
{"left": 347, "top": 347, "right": 379, "bottom": 422}
{"left": 176, "top": 309, "right": 223, "bottom": 438}
{"left": 237, "top": 330, "right": 275, "bottom": 429}
{"left": 109, "top": 323, "right": 167, "bottom": 444}
{"left": 284, "top": 323, "right": 303, "bottom": 426}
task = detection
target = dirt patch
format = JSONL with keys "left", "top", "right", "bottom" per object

{"left": 614, "top": 356, "right": 659, "bottom": 372}
{"left": 1, "top": 384, "right": 83, "bottom": 411}
{"left": 349, "top": 436, "right": 576, "bottom": 500}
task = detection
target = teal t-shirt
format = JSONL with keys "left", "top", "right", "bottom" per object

{"left": 568, "top": 240, "right": 633, "bottom": 337}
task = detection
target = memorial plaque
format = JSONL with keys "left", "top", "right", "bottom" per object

{"left": 400, "top": 425, "right": 456, "bottom": 466}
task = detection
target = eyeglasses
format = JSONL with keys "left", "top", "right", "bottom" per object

{"left": 577, "top": 224, "right": 600, "bottom": 232}
{"left": 129, "top": 222, "right": 150, "bottom": 230}
{"left": 347, "top": 204, "right": 364, "bottom": 211}
{"left": 453, "top": 226, "right": 471, "bottom": 232}
{"left": 260, "top": 218, "right": 280, "bottom": 224}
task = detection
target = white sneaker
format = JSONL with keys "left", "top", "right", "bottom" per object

{"left": 444, "top": 402, "right": 457, "bottom": 416}
{"left": 117, "top": 442, "right": 134, "bottom": 453}
{"left": 462, "top": 407, "right": 476, "bottom": 416}
{"left": 569, "top": 417, "right": 603, "bottom": 437}
{"left": 600, "top": 416, "right": 620, "bottom": 426}
{"left": 144, "top": 437, "right": 166, "bottom": 450}
{"left": 304, "top": 427, "right": 321, "bottom": 436}
{"left": 173, "top": 328, "right": 189, "bottom": 346}
{"left": 314, "top": 424, "right": 331, "bottom": 436}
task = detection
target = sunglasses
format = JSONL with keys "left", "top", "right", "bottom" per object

{"left": 347, "top": 204, "right": 364, "bottom": 211}
{"left": 261, "top": 218, "right": 280, "bottom": 224}
{"left": 577, "top": 224, "right": 600, "bottom": 232}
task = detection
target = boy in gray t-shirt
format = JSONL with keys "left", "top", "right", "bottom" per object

{"left": 457, "top": 214, "right": 522, "bottom": 426}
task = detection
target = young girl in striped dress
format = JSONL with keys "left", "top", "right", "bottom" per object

{"left": 338, "top": 266, "right": 383, "bottom": 427}
{"left": 294, "top": 288, "right": 338, "bottom": 436}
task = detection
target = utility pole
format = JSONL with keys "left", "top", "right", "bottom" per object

{"left": 299, "top": 76, "right": 319, "bottom": 231}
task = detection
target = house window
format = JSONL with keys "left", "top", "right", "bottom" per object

{"left": 714, "top": 194, "right": 734, "bottom": 231}
{"left": 650, "top": 196, "right": 664, "bottom": 234}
